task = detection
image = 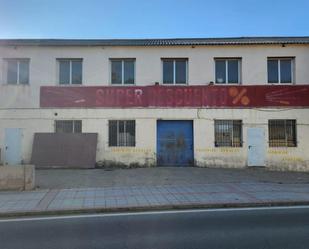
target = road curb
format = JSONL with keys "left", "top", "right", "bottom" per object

{"left": 1, "top": 200, "right": 309, "bottom": 218}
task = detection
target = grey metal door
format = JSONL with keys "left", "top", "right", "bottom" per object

{"left": 247, "top": 128, "right": 266, "bottom": 166}
{"left": 4, "top": 128, "right": 22, "bottom": 165}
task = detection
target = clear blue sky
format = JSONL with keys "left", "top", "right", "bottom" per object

{"left": 0, "top": 0, "right": 308, "bottom": 39}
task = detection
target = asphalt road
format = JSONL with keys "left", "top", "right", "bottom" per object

{"left": 0, "top": 206, "right": 309, "bottom": 249}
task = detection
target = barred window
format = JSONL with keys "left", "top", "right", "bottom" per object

{"left": 215, "top": 120, "right": 242, "bottom": 147}
{"left": 55, "top": 120, "right": 82, "bottom": 133}
{"left": 109, "top": 120, "right": 135, "bottom": 146}
{"left": 268, "top": 120, "right": 296, "bottom": 147}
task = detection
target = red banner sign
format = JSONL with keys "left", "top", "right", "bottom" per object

{"left": 40, "top": 85, "right": 309, "bottom": 108}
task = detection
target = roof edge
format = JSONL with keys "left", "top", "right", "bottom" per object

{"left": 1, "top": 36, "right": 309, "bottom": 47}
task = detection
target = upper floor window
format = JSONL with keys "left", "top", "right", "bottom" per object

{"left": 215, "top": 58, "right": 241, "bottom": 84}
{"left": 4, "top": 58, "right": 29, "bottom": 84}
{"left": 58, "top": 59, "right": 82, "bottom": 85}
{"left": 111, "top": 59, "right": 135, "bottom": 85}
{"left": 162, "top": 58, "right": 188, "bottom": 84}
{"left": 55, "top": 120, "right": 82, "bottom": 133}
{"left": 214, "top": 120, "right": 242, "bottom": 147}
{"left": 268, "top": 120, "right": 296, "bottom": 147}
{"left": 267, "top": 58, "right": 294, "bottom": 84}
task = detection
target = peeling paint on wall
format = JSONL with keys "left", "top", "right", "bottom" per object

{"left": 110, "top": 148, "right": 152, "bottom": 153}
{"left": 268, "top": 149, "right": 289, "bottom": 155}
{"left": 196, "top": 148, "right": 241, "bottom": 153}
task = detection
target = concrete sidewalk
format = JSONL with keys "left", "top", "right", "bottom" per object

{"left": 36, "top": 167, "right": 309, "bottom": 189}
{"left": 0, "top": 182, "right": 309, "bottom": 217}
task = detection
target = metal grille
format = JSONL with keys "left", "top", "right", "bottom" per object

{"left": 215, "top": 120, "right": 242, "bottom": 147}
{"left": 269, "top": 120, "right": 296, "bottom": 147}
{"left": 109, "top": 120, "right": 135, "bottom": 147}
{"left": 55, "top": 120, "right": 82, "bottom": 133}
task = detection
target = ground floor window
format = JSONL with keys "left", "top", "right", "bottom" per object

{"left": 109, "top": 120, "right": 136, "bottom": 146}
{"left": 268, "top": 120, "right": 296, "bottom": 147}
{"left": 214, "top": 120, "right": 242, "bottom": 147}
{"left": 55, "top": 120, "right": 82, "bottom": 133}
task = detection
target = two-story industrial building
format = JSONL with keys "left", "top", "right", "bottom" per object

{"left": 0, "top": 37, "right": 309, "bottom": 171}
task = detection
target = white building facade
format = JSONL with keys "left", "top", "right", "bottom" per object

{"left": 0, "top": 37, "right": 309, "bottom": 171}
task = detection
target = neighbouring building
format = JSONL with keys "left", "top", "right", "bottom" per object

{"left": 0, "top": 37, "right": 309, "bottom": 171}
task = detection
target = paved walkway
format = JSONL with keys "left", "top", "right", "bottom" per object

{"left": 36, "top": 167, "right": 309, "bottom": 189}
{"left": 0, "top": 182, "right": 309, "bottom": 216}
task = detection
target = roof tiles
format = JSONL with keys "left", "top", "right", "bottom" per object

{"left": 0, "top": 37, "right": 309, "bottom": 46}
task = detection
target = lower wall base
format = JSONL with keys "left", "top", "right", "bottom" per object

{"left": 267, "top": 161, "right": 309, "bottom": 172}
{"left": 96, "top": 160, "right": 155, "bottom": 169}
{"left": 94, "top": 158, "right": 309, "bottom": 172}
{"left": 0, "top": 165, "right": 35, "bottom": 190}
{"left": 195, "top": 161, "right": 247, "bottom": 169}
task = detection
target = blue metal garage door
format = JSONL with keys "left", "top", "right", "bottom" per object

{"left": 157, "top": 120, "right": 193, "bottom": 166}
